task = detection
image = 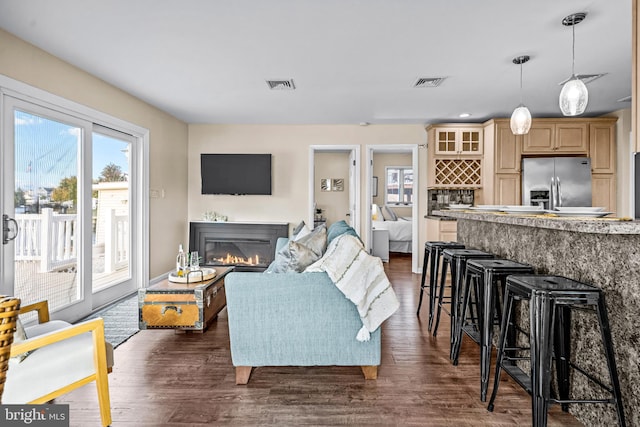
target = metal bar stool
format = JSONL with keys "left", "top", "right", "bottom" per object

{"left": 432, "top": 249, "right": 494, "bottom": 352}
{"left": 487, "top": 275, "right": 626, "bottom": 427}
{"left": 458, "top": 258, "right": 534, "bottom": 401}
{"left": 417, "top": 241, "right": 464, "bottom": 333}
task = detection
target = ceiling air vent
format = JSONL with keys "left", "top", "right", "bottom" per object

{"left": 266, "top": 79, "right": 296, "bottom": 90}
{"left": 558, "top": 73, "right": 606, "bottom": 86}
{"left": 413, "top": 77, "right": 446, "bottom": 88}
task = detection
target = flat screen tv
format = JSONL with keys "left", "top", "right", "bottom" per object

{"left": 201, "top": 153, "right": 272, "bottom": 195}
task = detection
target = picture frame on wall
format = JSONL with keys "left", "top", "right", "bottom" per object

{"left": 372, "top": 176, "right": 378, "bottom": 197}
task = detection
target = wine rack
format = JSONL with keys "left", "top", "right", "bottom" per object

{"left": 434, "top": 159, "right": 482, "bottom": 187}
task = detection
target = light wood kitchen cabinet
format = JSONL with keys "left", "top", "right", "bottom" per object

{"left": 589, "top": 122, "right": 616, "bottom": 174}
{"left": 427, "top": 124, "right": 483, "bottom": 188}
{"left": 495, "top": 122, "right": 521, "bottom": 173}
{"left": 522, "top": 121, "right": 589, "bottom": 155}
{"left": 494, "top": 174, "right": 521, "bottom": 206}
{"left": 433, "top": 126, "right": 483, "bottom": 156}
{"left": 426, "top": 218, "right": 457, "bottom": 242}
{"left": 592, "top": 174, "right": 616, "bottom": 214}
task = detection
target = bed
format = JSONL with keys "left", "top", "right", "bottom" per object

{"left": 372, "top": 216, "right": 412, "bottom": 253}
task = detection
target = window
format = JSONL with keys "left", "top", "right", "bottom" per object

{"left": 385, "top": 167, "right": 413, "bottom": 205}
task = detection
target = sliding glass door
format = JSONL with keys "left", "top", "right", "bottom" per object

{"left": 2, "top": 96, "right": 139, "bottom": 321}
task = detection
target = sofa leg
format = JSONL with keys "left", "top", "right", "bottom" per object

{"left": 235, "top": 366, "right": 253, "bottom": 385}
{"left": 361, "top": 365, "right": 378, "bottom": 380}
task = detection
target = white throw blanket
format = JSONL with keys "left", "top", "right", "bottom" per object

{"left": 305, "top": 234, "right": 400, "bottom": 341}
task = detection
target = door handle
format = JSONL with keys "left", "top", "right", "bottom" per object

{"left": 3, "top": 214, "right": 19, "bottom": 245}
{"left": 556, "top": 177, "right": 562, "bottom": 207}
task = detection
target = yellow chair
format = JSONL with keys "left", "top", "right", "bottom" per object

{"left": 0, "top": 296, "right": 21, "bottom": 401}
{"left": 4, "top": 300, "right": 112, "bottom": 427}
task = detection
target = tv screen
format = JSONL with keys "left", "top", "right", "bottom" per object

{"left": 201, "top": 154, "right": 272, "bottom": 195}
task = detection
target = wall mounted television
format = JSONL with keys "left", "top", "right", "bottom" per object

{"left": 201, "top": 153, "right": 272, "bottom": 195}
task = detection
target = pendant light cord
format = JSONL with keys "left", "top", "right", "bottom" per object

{"left": 571, "top": 21, "right": 576, "bottom": 76}
{"left": 519, "top": 62, "right": 524, "bottom": 105}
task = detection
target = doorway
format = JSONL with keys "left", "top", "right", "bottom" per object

{"left": 366, "top": 145, "right": 419, "bottom": 273}
{"left": 309, "top": 146, "right": 360, "bottom": 235}
{"left": 1, "top": 80, "right": 148, "bottom": 323}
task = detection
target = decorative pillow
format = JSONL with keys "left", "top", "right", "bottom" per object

{"left": 265, "top": 225, "right": 327, "bottom": 273}
{"left": 11, "top": 317, "right": 30, "bottom": 363}
{"left": 293, "top": 224, "right": 312, "bottom": 241}
{"left": 384, "top": 205, "right": 398, "bottom": 221}
{"left": 326, "top": 220, "right": 360, "bottom": 246}
{"left": 292, "top": 220, "right": 306, "bottom": 237}
{"left": 378, "top": 205, "right": 387, "bottom": 220}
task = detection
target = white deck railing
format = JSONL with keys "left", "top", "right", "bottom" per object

{"left": 14, "top": 208, "right": 128, "bottom": 273}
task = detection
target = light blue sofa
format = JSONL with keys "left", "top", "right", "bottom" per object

{"left": 225, "top": 238, "right": 381, "bottom": 384}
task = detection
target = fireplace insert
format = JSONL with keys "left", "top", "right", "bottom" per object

{"left": 189, "top": 222, "right": 288, "bottom": 272}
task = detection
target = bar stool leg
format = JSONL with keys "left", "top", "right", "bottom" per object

{"left": 596, "top": 296, "right": 627, "bottom": 427}
{"left": 553, "top": 305, "right": 572, "bottom": 412}
{"left": 487, "top": 288, "right": 516, "bottom": 412}
{"left": 530, "top": 292, "right": 555, "bottom": 427}
{"left": 417, "top": 246, "right": 430, "bottom": 316}
{"left": 449, "top": 259, "right": 461, "bottom": 349}
{"left": 428, "top": 248, "right": 442, "bottom": 331}
{"left": 433, "top": 255, "right": 451, "bottom": 337}
{"left": 451, "top": 269, "right": 473, "bottom": 364}
{"left": 480, "top": 271, "right": 496, "bottom": 402}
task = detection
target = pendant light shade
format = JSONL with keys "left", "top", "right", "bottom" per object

{"left": 510, "top": 105, "right": 532, "bottom": 135}
{"left": 559, "top": 13, "right": 588, "bottom": 116}
{"left": 510, "top": 55, "right": 532, "bottom": 135}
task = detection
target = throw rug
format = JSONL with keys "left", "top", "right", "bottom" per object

{"left": 81, "top": 294, "right": 139, "bottom": 348}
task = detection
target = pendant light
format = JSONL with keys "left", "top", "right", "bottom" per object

{"left": 559, "top": 12, "right": 588, "bottom": 116}
{"left": 510, "top": 55, "right": 532, "bottom": 135}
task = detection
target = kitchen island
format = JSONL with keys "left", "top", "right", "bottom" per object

{"left": 433, "top": 210, "right": 640, "bottom": 427}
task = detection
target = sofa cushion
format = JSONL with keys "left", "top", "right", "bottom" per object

{"left": 265, "top": 225, "right": 327, "bottom": 273}
{"left": 326, "top": 220, "right": 360, "bottom": 245}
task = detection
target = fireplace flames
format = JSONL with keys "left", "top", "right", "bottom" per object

{"left": 212, "top": 253, "right": 261, "bottom": 266}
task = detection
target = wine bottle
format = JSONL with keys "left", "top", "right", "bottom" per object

{"left": 176, "top": 244, "right": 187, "bottom": 277}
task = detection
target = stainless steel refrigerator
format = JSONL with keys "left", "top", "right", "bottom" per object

{"left": 521, "top": 157, "right": 592, "bottom": 209}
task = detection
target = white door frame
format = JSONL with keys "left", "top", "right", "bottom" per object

{"left": 309, "top": 145, "right": 361, "bottom": 236}
{"left": 365, "top": 144, "right": 419, "bottom": 273}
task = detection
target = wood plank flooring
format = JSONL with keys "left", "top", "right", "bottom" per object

{"left": 59, "top": 253, "right": 581, "bottom": 426}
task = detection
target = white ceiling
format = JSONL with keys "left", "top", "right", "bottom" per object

{"left": 0, "top": 0, "right": 632, "bottom": 125}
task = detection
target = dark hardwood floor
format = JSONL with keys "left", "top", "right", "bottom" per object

{"left": 59, "top": 253, "right": 581, "bottom": 426}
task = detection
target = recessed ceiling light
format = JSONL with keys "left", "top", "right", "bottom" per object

{"left": 459, "top": 113, "right": 472, "bottom": 118}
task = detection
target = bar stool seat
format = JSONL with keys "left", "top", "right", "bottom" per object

{"left": 488, "top": 275, "right": 626, "bottom": 427}
{"left": 454, "top": 258, "right": 534, "bottom": 401}
{"left": 417, "top": 241, "right": 464, "bottom": 332}
{"left": 431, "top": 249, "right": 494, "bottom": 355}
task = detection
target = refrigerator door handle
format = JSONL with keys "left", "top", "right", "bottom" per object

{"left": 550, "top": 177, "right": 555, "bottom": 210}
{"left": 556, "top": 177, "right": 562, "bottom": 207}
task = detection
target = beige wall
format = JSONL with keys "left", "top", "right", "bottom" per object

{"left": 0, "top": 29, "right": 189, "bottom": 279}
{"left": 188, "top": 124, "right": 427, "bottom": 248}
{"left": 314, "top": 152, "right": 351, "bottom": 226}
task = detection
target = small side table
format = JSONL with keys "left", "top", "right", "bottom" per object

{"left": 139, "top": 266, "right": 233, "bottom": 332}
{"left": 372, "top": 229, "right": 389, "bottom": 262}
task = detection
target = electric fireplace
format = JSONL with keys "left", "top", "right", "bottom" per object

{"left": 189, "top": 222, "right": 288, "bottom": 272}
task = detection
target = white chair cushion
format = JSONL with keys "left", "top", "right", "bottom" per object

{"left": 4, "top": 331, "right": 99, "bottom": 403}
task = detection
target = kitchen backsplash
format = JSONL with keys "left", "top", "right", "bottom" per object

{"left": 427, "top": 189, "right": 475, "bottom": 215}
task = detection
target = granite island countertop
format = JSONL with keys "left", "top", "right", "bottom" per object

{"left": 432, "top": 210, "right": 640, "bottom": 234}
{"left": 444, "top": 208, "right": 640, "bottom": 426}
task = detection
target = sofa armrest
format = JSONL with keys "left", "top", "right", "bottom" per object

{"left": 19, "top": 300, "right": 50, "bottom": 324}
{"left": 225, "top": 272, "right": 380, "bottom": 367}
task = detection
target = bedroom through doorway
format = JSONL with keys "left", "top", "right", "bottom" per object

{"left": 366, "top": 145, "right": 419, "bottom": 273}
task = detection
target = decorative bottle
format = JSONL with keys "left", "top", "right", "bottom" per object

{"left": 176, "top": 244, "right": 187, "bottom": 277}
